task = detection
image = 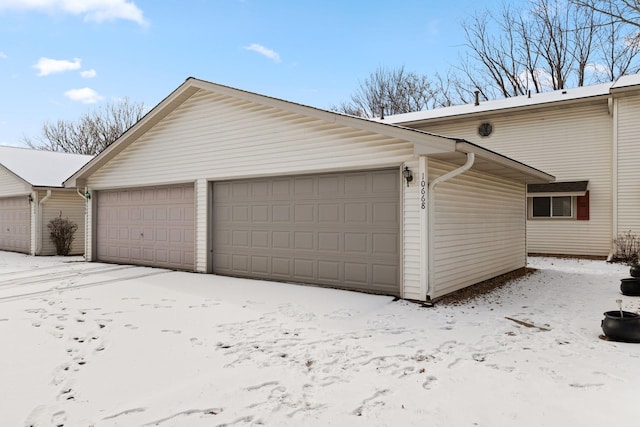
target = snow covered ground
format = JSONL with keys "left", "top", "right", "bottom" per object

{"left": 1, "top": 251, "right": 639, "bottom": 427}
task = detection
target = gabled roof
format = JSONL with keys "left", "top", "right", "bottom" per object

{"left": 385, "top": 74, "right": 640, "bottom": 125}
{"left": 0, "top": 146, "right": 92, "bottom": 188}
{"left": 64, "top": 77, "right": 554, "bottom": 187}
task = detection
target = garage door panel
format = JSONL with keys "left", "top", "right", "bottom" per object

{"left": 213, "top": 169, "right": 399, "bottom": 295}
{"left": 272, "top": 205, "right": 291, "bottom": 222}
{"left": 272, "top": 257, "right": 290, "bottom": 276}
{"left": 252, "top": 255, "right": 269, "bottom": 274}
{"left": 96, "top": 184, "right": 195, "bottom": 270}
{"left": 0, "top": 196, "right": 31, "bottom": 253}
{"left": 318, "top": 232, "right": 339, "bottom": 251}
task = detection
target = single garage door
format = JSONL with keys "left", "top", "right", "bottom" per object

{"left": 213, "top": 169, "right": 400, "bottom": 295}
{"left": 0, "top": 196, "right": 31, "bottom": 254}
{"left": 96, "top": 184, "right": 195, "bottom": 270}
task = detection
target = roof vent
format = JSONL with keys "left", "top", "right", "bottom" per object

{"left": 474, "top": 90, "right": 480, "bottom": 106}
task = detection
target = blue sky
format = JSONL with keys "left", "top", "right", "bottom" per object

{"left": 0, "top": 0, "right": 507, "bottom": 147}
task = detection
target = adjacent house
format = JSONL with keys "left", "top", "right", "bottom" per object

{"left": 384, "top": 74, "right": 640, "bottom": 258}
{"left": 64, "top": 78, "right": 552, "bottom": 301}
{"left": 0, "top": 146, "right": 92, "bottom": 256}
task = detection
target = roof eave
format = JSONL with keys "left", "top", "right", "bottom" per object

{"left": 389, "top": 92, "right": 612, "bottom": 126}
{"left": 65, "top": 78, "right": 461, "bottom": 188}
{"left": 65, "top": 81, "right": 201, "bottom": 188}
{"left": 455, "top": 141, "right": 555, "bottom": 184}
{"left": 0, "top": 163, "right": 32, "bottom": 188}
{"left": 187, "top": 78, "right": 458, "bottom": 150}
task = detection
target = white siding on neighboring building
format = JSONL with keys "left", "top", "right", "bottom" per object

{"left": 616, "top": 96, "right": 640, "bottom": 237}
{"left": 38, "top": 190, "right": 86, "bottom": 256}
{"left": 412, "top": 102, "right": 612, "bottom": 256}
{"left": 429, "top": 159, "right": 526, "bottom": 298}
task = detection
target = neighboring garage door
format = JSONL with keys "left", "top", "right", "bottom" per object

{"left": 0, "top": 196, "right": 31, "bottom": 254}
{"left": 213, "top": 169, "right": 400, "bottom": 295}
{"left": 96, "top": 184, "right": 195, "bottom": 270}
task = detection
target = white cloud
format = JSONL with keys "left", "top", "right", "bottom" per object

{"left": 585, "top": 63, "right": 609, "bottom": 76}
{"left": 64, "top": 87, "right": 103, "bottom": 104}
{"left": 244, "top": 43, "right": 281, "bottom": 63}
{"left": 0, "top": 52, "right": 7, "bottom": 59}
{"left": 80, "top": 69, "right": 97, "bottom": 78}
{"left": 33, "top": 57, "right": 81, "bottom": 76}
{"left": 0, "top": 0, "right": 148, "bottom": 27}
{"left": 518, "top": 68, "right": 554, "bottom": 91}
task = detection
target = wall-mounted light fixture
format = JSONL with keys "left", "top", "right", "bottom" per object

{"left": 403, "top": 166, "right": 414, "bottom": 187}
{"left": 28, "top": 194, "right": 33, "bottom": 203}
{"left": 84, "top": 191, "right": 91, "bottom": 200}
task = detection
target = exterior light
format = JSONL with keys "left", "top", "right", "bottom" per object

{"left": 28, "top": 194, "right": 33, "bottom": 203}
{"left": 403, "top": 166, "right": 413, "bottom": 187}
{"left": 85, "top": 191, "right": 91, "bottom": 200}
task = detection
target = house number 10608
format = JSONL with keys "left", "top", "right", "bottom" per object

{"left": 420, "top": 174, "right": 426, "bottom": 209}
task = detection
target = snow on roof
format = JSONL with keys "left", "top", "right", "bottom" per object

{"left": 0, "top": 146, "right": 93, "bottom": 187}
{"left": 611, "top": 73, "right": 640, "bottom": 90}
{"left": 384, "top": 76, "right": 640, "bottom": 124}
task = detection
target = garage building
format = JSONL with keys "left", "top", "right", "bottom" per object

{"left": 0, "top": 146, "right": 92, "bottom": 256}
{"left": 64, "top": 78, "right": 553, "bottom": 301}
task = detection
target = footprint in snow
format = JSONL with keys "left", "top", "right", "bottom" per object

{"left": 51, "top": 410, "right": 67, "bottom": 427}
{"left": 57, "top": 386, "right": 75, "bottom": 402}
{"left": 161, "top": 329, "right": 182, "bottom": 334}
{"left": 190, "top": 337, "right": 203, "bottom": 345}
{"left": 124, "top": 324, "right": 138, "bottom": 330}
{"left": 422, "top": 375, "right": 438, "bottom": 390}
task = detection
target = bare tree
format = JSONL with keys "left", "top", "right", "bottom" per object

{"left": 459, "top": 0, "right": 640, "bottom": 99}
{"left": 24, "top": 98, "right": 145, "bottom": 155}
{"left": 573, "top": 0, "right": 640, "bottom": 79}
{"left": 332, "top": 66, "right": 438, "bottom": 118}
{"left": 572, "top": 0, "right": 640, "bottom": 29}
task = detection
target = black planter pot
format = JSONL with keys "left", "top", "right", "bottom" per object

{"left": 601, "top": 311, "right": 640, "bottom": 343}
{"left": 630, "top": 264, "right": 640, "bottom": 278}
{"left": 620, "top": 278, "right": 640, "bottom": 296}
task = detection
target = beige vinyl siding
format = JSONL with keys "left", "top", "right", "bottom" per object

{"left": 88, "top": 90, "right": 416, "bottom": 188}
{"left": 429, "top": 159, "right": 526, "bottom": 298}
{"left": 86, "top": 89, "right": 419, "bottom": 290}
{"left": 412, "top": 102, "right": 612, "bottom": 256}
{"left": 402, "top": 158, "right": 421, "bottom": 300}
{"left": 196, "top": 179, "right": 208, "bottom": 272}
{"left": 38, "top": 191, "right": 86, "bottom": 256}
{"left": 616, "top": 96, "right": 640, "bottom": 236}
{"left": 0, "top": 166, "right": 30, "bottom": 196}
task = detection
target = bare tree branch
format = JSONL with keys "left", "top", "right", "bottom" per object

{"left": 332, "top": 66, "right": 438, "bottom": 118}
{"left": 23, "top": 98, "right": 145, "bottom": 155}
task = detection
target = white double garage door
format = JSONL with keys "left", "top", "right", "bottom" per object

{"left": 96, "top": 169, "right": 400, "bottom": 295}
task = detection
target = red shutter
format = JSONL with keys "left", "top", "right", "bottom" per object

{"left": 576, "top": 191, "right": 589, "bottom": 220}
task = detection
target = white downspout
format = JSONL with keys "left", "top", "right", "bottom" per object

{"left": 610, "top": 97, "right": 618, "bottom": 261}
{"left": 36, "top": 189, "right": 52, "bottom": 255}
{"left": 427, "top": 152, "right": 475, "bottom": 300}
{"left": 77, "top": 188, "right": 89, "bottom": 260}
